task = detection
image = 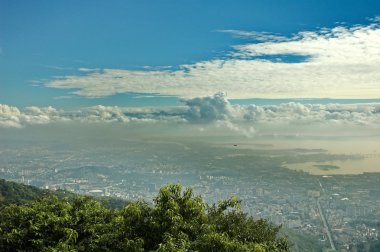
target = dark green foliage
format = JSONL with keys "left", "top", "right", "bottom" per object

{"left": 0, "top": 179, "right": 50, "bottom": 205}
{"left": 0, "top": 183, "right": 289, "bottom": 251}
{"left": 0, "top": 179, "right": 127, "bottom": 209}
{"left": 280, "top": 228, "right": 322, "bottom": 252}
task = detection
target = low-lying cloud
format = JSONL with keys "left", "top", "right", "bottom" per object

{"left": 2, "top": 94, "right": 380, "bottom": 137}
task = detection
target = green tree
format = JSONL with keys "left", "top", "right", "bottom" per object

{"left": 0, "top": 183, "right": 289, "bottom": 251}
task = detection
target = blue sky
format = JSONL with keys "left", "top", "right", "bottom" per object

{"left": 1, "top": 0, "right": 380, "bottom": 108}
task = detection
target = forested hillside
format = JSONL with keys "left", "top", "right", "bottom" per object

{"left": 0, "top": 179, "right": 127, "bottom": 209}
{"left": 0, "top": 181, "right": 288, "bottom": 251}
{"left": 0, "top": 179, "right": 53, "bottom": 205}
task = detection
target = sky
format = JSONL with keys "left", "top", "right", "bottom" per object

{"left": 1, "top": 0, "right": 380, "bottom": 107}
{"left": 1, "top": 0, "right": 380, "bottom": 132}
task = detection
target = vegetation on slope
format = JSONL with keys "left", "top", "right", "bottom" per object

{"left": 0, "top": 178, "right": 52, "bottom": 205}
{"left": 0, "top": 179, "right": 126, "bottom": 209}
{"left": 281, "top": 228, "right": 322, "bottom": 252}
{"left": 0, "top": 182, "right": 288, "bottom": 251}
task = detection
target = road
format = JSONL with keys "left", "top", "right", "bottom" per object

{"left": 317, "top": 179, "right": 336, "bottom": 251}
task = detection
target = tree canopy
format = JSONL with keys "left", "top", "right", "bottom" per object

{"left": 0, "top": 183, "right": 288, "bottom": 251}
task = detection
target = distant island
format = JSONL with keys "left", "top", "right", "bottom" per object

{"left": 313, "top": 164, "right": 340, "bottom": 171}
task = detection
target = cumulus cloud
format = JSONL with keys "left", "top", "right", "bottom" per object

{"left": 179, "top": 94, "right": 380, "bottom": 127}
{"left": 1, "top": 94, "right": 380, "bottom": 133}
{"left": 0, "top": 104, "right": 186, "bottom": 128}
{"left": 179, "top": 92, "right": 255, "bottom": 136}
{"left": 44, "top": 19, "right": 380, "bottom": 99}
{"left": 0, "top": 104, "right": 22, "bottom": 128}
{"left": 181, "top": 92, "right": 232, "bottom": 122}
{"left": 247, "top": 102, "right": 380, "bottom": 125}
{"left": 0, "top": 104, "right": 66, "bottom": 128}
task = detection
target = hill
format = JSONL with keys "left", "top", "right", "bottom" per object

{"left": 0, "top": 179, "right": 55, "bottom": 205}
{"left": 0, "top": 179, "right": 328, "bottom": 251}
{"left": 0, "top": 179, "right": 126, "bottom": 209}
{"left": 0, "top": 180, "right": 289, "bottom": 251}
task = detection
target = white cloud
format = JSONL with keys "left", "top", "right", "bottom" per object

{"left": 217, "top": 30, "right": 288, "bottom": 42}
{"left": 44, "top": 19, "right": 380, "bottom": 99}
{"left": 1, "top": 93, "right": 380, "bottom": 140}
{"left": 0, "top": 104, "right": 22, "bottom": 128}
{"left": 180, "top": 94, "right": 380, "bottom": 127}
{"left": 0, "top": 104, "right": 186, "bottom": 128}
{"left": 181, "top": 92, "right": 232, "bottom": 123}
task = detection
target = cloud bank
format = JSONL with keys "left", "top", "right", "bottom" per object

{"left": 2, "top": 94, "right": 380, "bottom": 136}
{"left": 45, "top": 19, "right": 380, "bottom": 99}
